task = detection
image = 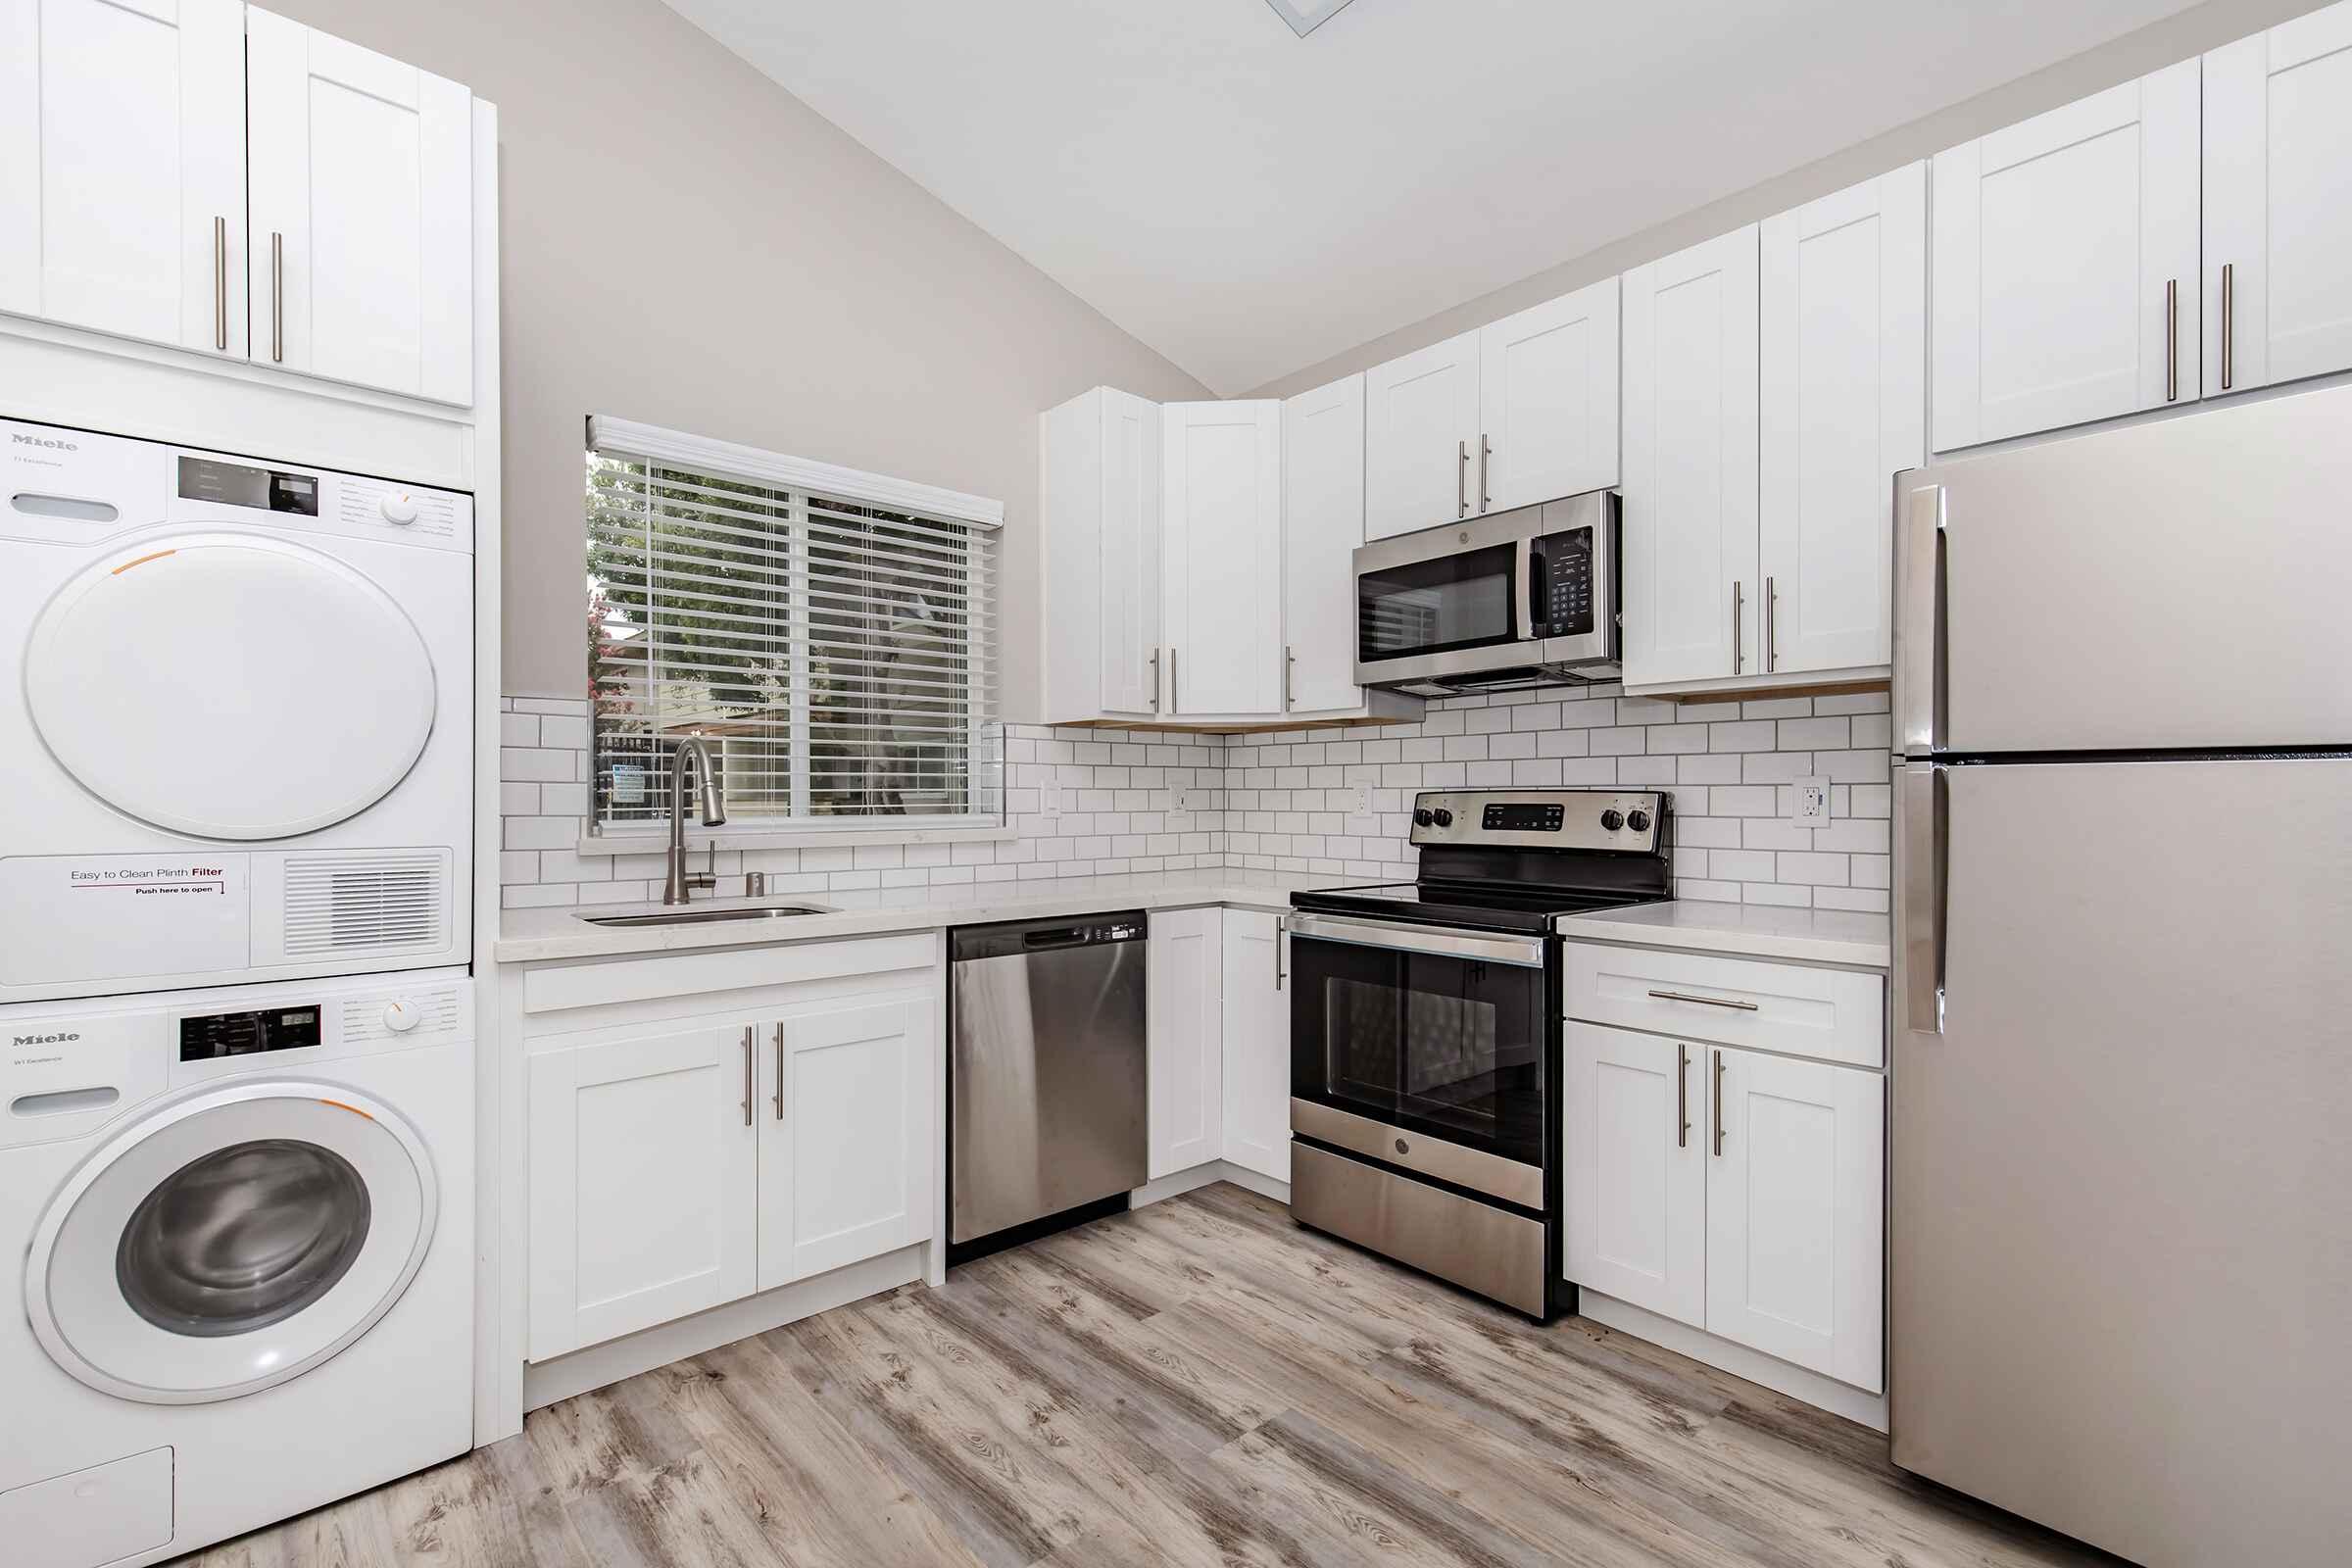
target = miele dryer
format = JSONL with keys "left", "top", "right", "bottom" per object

{"left": 1, "top": 417, "right": 472, "bottom": 1002}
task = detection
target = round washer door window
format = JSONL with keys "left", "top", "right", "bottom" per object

{"left": 24, "top": 532, "right": 438, "bottom": 840}
{"left": 24, "top": 1082, "right": 438, "bottom": 1404}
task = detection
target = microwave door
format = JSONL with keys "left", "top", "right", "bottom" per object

{"left": 1353, "top": 537, "right": 1526, "bottom": 687}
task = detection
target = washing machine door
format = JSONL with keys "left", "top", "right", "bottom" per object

{"left": 24, "top": 1080, "right": 439, "bottom": 1404}
{"left": 23, "top": 531, "right": 438, "bottom": 841}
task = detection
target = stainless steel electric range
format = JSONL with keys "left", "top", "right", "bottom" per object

{"left": 1279, "top": 787, "right": 1671, "bottom": 1318}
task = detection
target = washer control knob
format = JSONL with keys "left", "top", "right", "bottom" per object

{"left": 1430, "top": 808, "right": 1454, "bottom": 828}
{"left": 380, "top": 493, "right": 420, "bottom": 526}
{"left": 1600, "top": 808, "right": 1626, "bottom": 832}
{"left": 1412, "top": 808, "right": 1434, "bottom": 827}
{"left": 381, "top": 999, "right": 420, "bottom": 1034}
{"left": 1627, "top": 808, "right": 1652, "bottom": 833}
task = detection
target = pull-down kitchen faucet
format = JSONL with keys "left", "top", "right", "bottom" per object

{"left": 662, "top": 736, "right": 727, "bottom": 905}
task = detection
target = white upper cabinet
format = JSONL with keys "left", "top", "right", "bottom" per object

{"left": 1931, "top": 63, "right": 2200, "bottom": 451}
{"left": 0, "top": 0, "right": 246, "bottom": 355}
{"left": 247, "top": 7, "right": 474, "bottom": 404}
{"left": 2202, "top": 2, "right": 2352, "bottom": 398}
{"left": 1479, "top": 277, "right": 1620, "bottom": 512}
{"left": 1042, "top": 387, "right": 1163, "bottom": 724}
{"left": 1163, "top": 399, "right": 1284, "bottom": 717}
{"left": 1281, "top": 372, "right": 1368, "bottom": 716}
{"left": 1621, "top": 225, "right": 1761, "bottom": 689}
{"left": 1759, "top": 165, "right": 1924, "bottom": 677}
{"left": 1364, "top": 329, "right": 1481, "bottom": 541}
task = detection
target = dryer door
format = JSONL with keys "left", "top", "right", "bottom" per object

{"left": 23, "top": 1080, "right": 437, "bottom": 1404}
{"left": 24, "top": 532, "right": 438, "bottom": 841}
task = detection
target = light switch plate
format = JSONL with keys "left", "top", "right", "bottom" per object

{"left": 1041, "top": 788, "right": 1062, "bottom": 819}
{"left": 1793, "top": 775, "right": 1831, "bottom": 823}
{"left": 1172, "top": 785, "right": 1197, "bottom": 813}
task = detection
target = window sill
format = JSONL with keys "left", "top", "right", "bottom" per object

{"left": 576, "top": 821, "right": 1016, "bottom": 856}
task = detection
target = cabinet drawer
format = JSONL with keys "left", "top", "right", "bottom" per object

{"left": 1565, "top": 944, "right": 1884, "bottom": 1068}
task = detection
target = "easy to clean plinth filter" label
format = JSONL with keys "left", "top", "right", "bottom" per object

{"left": 0, "top": 855, "right": 249, "bottom": 986}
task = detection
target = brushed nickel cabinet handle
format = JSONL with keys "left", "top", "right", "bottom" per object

{"left": 1712, "top": 1050, "right": 1727, "bottom": 1156}
{"left": 1676, "top": 1043, "right": 1690, "bottom": 1150}
{"left": 2164, "top": 276, "right": 2178, "bottom": 402}
{"left": 1480, "top": 433, "right": 1492, "bottom": 513}
{"left": 1283, "top": 644, "right": 1294, "bottom": 711}
{"left": 270, "top": 231, "right": 285, "bottom": 364}
{"left": 1456, "top": 440, "right": 1469, "bottom": 518}
{"left": 1275, "top": 927, "right": 1286, "bottom": 992}
{"left": 1149, "top": 647, "right": 1159, "bottom": 712}
{"left": 2221, "top": 263, "right": 2234, "bottom": 392}
{"left": 1764, "top": 575, "right": 1778, "bottom": 673}
{"left": 213, "top": 216, "right": 227, "bottom": 350}
{"left": 1168, "top": 646, "right": 1178, "bottom": 711}
{"left": 772, "top": 1023, "right": 786, "bottom": 1121}
{"left": 1731, "top": 581, "right": 1745, "bottom": 675}
{"left": 1648, "top": 987, "right": 1760, "bottom": 1011}
{"left": 740, "top": 1026, "right": 754, "bottom": 1127}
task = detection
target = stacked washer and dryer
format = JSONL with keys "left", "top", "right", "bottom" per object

{"left": 1, "top": 418, "right": 481, "bottom": 1566}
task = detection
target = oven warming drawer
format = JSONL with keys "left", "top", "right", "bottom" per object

{"left": 1291, "top": 1098, "right": 1543, "bottom": 1207}
{"left": 1290, "top": 1143, "right": 1547, "bottom": 1317}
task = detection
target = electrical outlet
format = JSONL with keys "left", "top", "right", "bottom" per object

{"left": 1342, "top": 782, "right": 1373, "bottom": 819}
{"left": 1793, "top": 775, "right": 1831, "bottom": 823}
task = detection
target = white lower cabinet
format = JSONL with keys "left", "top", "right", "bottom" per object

{"left": 756, "top": 995, "right": 933, "bottom": 1292}
{"left": 527, "top": 978, "right": 935, "bottom": 1362}
{"left": 1219, "top": 909, "right": 1290, "bottom": 1183}
{"left": 1704, "top": 1044, "right": 1884, "bottom": 1393}
{"left": 1564, "top": 954, "right": 1886, "bottom": 1395}
{"left": 1147, "top": 906, "right": 1223, "bottom": 1178}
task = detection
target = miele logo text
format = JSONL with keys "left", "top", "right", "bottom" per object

{"left": 13, "top": 1032, "right": 78, "bottom": 1046}
{"left": 10, "top": 432, "right": 76, "bottom": 451}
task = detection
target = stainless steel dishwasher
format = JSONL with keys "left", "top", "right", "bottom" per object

{"left": 948, "top": 911, "right": 1147, "bottom": 1261}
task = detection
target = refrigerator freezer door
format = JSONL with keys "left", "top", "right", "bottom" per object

{"left": 1895, "top": 379, "right": 2352, "bottom": 755}
{"left": 1890, "top": 757, "right": 2352, "bottom": 1567}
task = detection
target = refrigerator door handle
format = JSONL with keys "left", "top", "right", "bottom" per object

{"left": 1901, "top": 761, "right": 1946, "bottom": 1036}
{"left": 1896, "top": 482, "right": 1944, "bottom": 755}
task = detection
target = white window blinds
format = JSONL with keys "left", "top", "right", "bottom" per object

{"left": 585, "top": 416, "right": 1002, "bottom": 832}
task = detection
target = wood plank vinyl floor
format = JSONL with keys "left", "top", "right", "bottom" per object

{"left": 182, "top": 1185, "right": 2119, "bottom": 1568}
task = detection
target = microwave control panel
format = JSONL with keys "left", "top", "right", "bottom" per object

{"left": 1536, "top": 527, "right": 1595, "bottom": 637}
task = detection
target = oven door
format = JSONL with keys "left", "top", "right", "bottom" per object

{"left": 1352, "top": 519, "right": 1536, "bottom": 689}
{"left": 1283, "top": 913, "right": 1549, "bottom": 1196}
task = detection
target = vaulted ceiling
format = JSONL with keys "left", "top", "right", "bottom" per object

{"left": 662, "top": 0, "right": 2199, "bottom": 394}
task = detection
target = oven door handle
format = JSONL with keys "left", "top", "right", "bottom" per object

{"left": 1280, "top": 911, "right": 1546, "bottom": 968}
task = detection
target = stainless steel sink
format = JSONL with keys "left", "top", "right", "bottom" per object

{"left": 582, "top": 904, "right": 831, "bottom": 928}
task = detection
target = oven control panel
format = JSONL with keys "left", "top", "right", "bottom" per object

{"left": 1409, "top": 789, "right": 1667, "bottom": 854}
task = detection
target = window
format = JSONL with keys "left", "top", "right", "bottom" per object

{"left": 585, "top": 416, "right": 1002, "bottom": 836}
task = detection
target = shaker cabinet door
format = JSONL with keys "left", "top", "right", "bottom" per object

{"left": 1478, "top": 276, "right": 1620, "bottom": 513}
{"left": 1930, "top": 63, "right": 2199, "bottom": 450}
{"left": 526, "top": 1023, "right": 759, "bottom": 1360}
{"left": 1563, "top": 1023, "right": 1706, "bottom": 1329}
{"left": 1218, "top": 909, "right": 1290, "bottom": 1184}
{"left": 1364, "top": 330, "right": 1480, "bottom": 541}
{"left": 0, "top": 0, "right": 246, "bottom": 354}
{"left": 1163, "top": 399, "right": 1284, "bottom": 716}
{"left": 1148, "top": 906, "right": 1223, "bottom": 1177}
{"left": 1282, "top": 372, "right": 1368, "bottom": 717}
{"left": 2202, "top": 3, "right": 2352, "bottom": 398}
{"left": 247, "top": 7, "right": 473, "bottom": 403}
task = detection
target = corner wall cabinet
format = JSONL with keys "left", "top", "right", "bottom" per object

{"left": 1562, "top": 943, "right": 1886, "bottom": 1395}
{"left": 1040, "top": 386, "right": 1414, "bottom": 729}
{"left": 0, "top": 2, "right": 474, "bottom": 404}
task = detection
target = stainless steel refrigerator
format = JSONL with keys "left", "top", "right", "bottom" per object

{"left": 1887, "top": 382, "right": 2352, "bottom": 1567}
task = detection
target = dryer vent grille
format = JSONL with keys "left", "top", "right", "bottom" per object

{"left": 284, "top": 854, "right": 447, "bottom": 956}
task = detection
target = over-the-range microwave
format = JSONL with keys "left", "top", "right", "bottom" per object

{"left": 1351, "top": 490, "right": 1619, "bottom": 697}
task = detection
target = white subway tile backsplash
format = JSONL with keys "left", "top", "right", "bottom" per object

{"left": 496, "top": 687, "right": 1890, "bottom": 909}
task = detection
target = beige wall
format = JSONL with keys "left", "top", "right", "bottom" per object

{"left": 1248, "top": 0, "right": 2319, "bottom": 401}
{"left": 263, "top": 0, "right": 1208, "bottom": 710}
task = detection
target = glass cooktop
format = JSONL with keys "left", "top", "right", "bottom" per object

{"left": 1291, "top": 880, "right": 1660, "bottom": 935}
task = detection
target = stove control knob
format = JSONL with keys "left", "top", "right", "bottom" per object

{"left": 1412, "top": 808, "right": 1435, "bottom": 828}
{"left": 1599, "top": 808, "right": 1626, "bottom": 832}
{"left": 1627, "top": 809, "right": 1651, "bottom": 834}
{"left": 381, "top": 999, "right": 420, "bottom": 1034}
{"left": 1431, "top": 808, "right": 1454, "bottom": 828}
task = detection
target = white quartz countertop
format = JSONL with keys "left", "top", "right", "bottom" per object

{"left": 1556, "top": 900, "right": 1890, "bottom": 970}
{"left": 494, "top": 869, "right": 1348, "bottom": 963}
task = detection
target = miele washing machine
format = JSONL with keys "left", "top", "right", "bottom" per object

{"left": 0, "top": 970, "right": 475, "bottom": 1567}
{"left": 0, "top": 416, "right": 473, "bottom": 1003}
